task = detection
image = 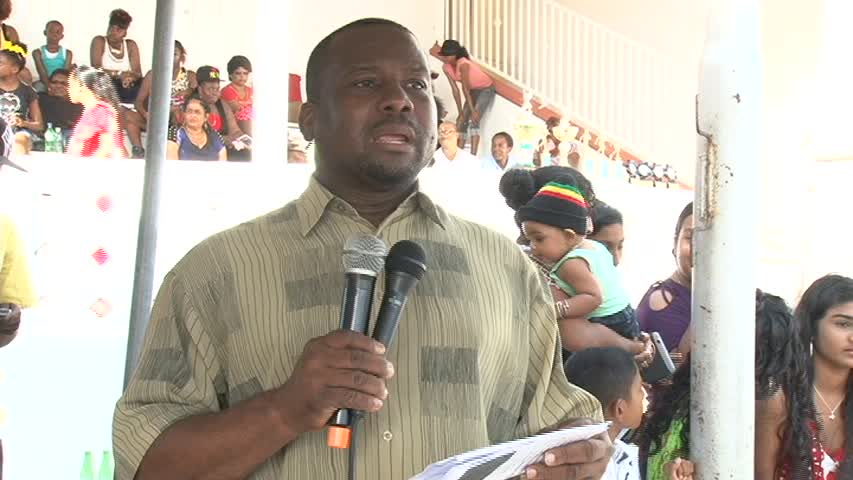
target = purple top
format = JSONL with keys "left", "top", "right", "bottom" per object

{"left": 636, "top": 278, "right": 691, "bottom": 351}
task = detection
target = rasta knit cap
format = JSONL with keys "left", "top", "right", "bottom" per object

{"left": 516, "top": 180, "right": 592, "bottom": 234}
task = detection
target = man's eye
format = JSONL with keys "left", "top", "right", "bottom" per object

{"left": 353, "top": 79, "right": 377, "bottom": 88}
{"left": 408, "top": 80, "right": 427, "bottom": 90}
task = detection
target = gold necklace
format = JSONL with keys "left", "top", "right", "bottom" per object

{"left": 814, "top": 386, "right": 843, "bottom": 421}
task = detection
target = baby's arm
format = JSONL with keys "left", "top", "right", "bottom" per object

{"left": 555, "top": 258, "right": 602, "bottom": 318}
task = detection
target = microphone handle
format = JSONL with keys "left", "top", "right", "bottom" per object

{"left": 339, "top": 272, "right": 376, "bottom": 333}
{"left": 372, "top": 272, "right": 420, "bottom": 348}
{"left": 330, "top": 272, "right": 377, "bottom": 429}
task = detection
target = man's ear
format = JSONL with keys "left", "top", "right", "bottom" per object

{"left": 298, "top": 102, "right": 316, "bottom": 141}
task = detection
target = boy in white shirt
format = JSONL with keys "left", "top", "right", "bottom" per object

{"left": 565, "top": 347, "right": 644, "bottom": 480}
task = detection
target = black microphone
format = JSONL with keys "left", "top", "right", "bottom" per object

{"left": 328, "top": 234, "right": 388, "bottom": 449}
{"left": 372, "top": 240, "right": 427, "bottom": 349}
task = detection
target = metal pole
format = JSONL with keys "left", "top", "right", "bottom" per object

{"left": 692, "top": 0, "right": 761, "bottom": 478}
{"left": 123, "top": 0, "right": 177, "bottom": 389}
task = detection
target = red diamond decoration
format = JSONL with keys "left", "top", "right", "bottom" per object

{"left": 91, "top": 248, "right": 110, "bottom": 265}
{"left": 90, "top": 298, "right": 113, "bottom": 318}
{"left": 95, "top": 195, "right": 113, "bottom": 213}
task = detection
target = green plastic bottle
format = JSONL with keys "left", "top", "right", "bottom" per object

{"left": 44, "top": 123, "right": 63, "bottom": 153}
{"left": 80, "top": 451, "right": 96, "bottom": 480}
{"left": 97, "top": 450, "right": 114, "bottom": 480}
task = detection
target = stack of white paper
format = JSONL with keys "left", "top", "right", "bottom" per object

{"left": 410, "top": 423, "right": 610, "bottom": 480}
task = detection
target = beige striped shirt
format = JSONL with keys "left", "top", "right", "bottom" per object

{"left": 113, "top": 177, "right": 602, "bottom": 479}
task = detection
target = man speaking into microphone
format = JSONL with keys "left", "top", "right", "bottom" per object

{"left": 114, "top": 18, "right": 607, "bottom": 480}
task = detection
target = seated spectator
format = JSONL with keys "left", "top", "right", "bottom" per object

{"left": 0, "top": 0, "right": 30, "bottom": 84}
{"left": 221, "top": 55, "right": 252, "bottom": 135}
{"left": 565, "top": 347, "right": 644, "bottom": 480}
{"left": 194, "top": 66, "right": 249, "bottom": 161}
{"left": 32, "top": 21, "right": 73, "bottom": 87}
{"left": 90, "top": 9, "right": 142, "bottom": 104}
{"left": 126, "top": 40, "right": 197, "bottom": 158}
{"left": 483, "top": 131, "right": 515, "bottom": 173}
{"left": 431, "top": 121, "right": 478, "bottom": 171}
{"left": 37, "top": 68, "right": 83, "bottom": 149}
{"left": 166, "top": 94, "right": 226, "bottom": 161}
{"left": 0, "top": 42, "right": 44, "bottom": 156}
{"left": 67, "top": 65, "right": 127, "bottom": 158}
{"left": 430, "top": 39, "right": 495, "bottom": 155}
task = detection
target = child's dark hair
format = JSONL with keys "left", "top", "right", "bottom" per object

{"left": 591, "top": 201, "right": 622, "bottom": 236}
{"left": 637, "top": 352, "right": 691, "bottom": 464}
{"left": 545, "top": 116, "right": 560, "bottom": 131}
{"left": 756, "top": 289, "right": 812, "bottom": 478}
{"left": 796, "top": 275, "right": 853, "bottom": 477}
{"left": 0, "top": 40, "right": 27, "bottom": 70}
{"left": 175, "top": 40, "right": 186, "bottom": 57}
{"left": 49, "top": 68, "right": 70, "bottom": 81}
{"left": 565, "top": 347, "right": 638, "bottom": 411}
{"left": 45, "top": 20, "right": 63, "bottom": 30}
{"left": 499, "top": 166, "right": 596, "bottom": 213}
{"left": 492, "top": 131, "right": 514, "bottom": 148}
{"left": 109, "top": 9, "right": 132, "bottom": 29}
{"left": 227, "top": 55, "right": 252, "bottom": 75}
{"left": 73, "top": 65, "right": 122, "bottom": 114}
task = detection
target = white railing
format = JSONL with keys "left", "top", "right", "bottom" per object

{"left": 444, "top": 0, "right": 681, "bottom": 167}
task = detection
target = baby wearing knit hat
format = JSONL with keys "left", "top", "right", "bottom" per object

{"left": 516, "top": 175, "right": 641, "bottom": 355}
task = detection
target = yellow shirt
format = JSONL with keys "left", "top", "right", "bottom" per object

{"left": 0, "top": 215, "right": 36, "bottom": 307}
{"left": 113, "top": 177, "right": 602, "bottom": 479}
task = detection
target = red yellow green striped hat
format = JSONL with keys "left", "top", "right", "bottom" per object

{"left": 517, "top": 180, "right": 591, "bottom": 233}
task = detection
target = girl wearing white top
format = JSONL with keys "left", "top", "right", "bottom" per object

{"left": 90, "top": 9, "right": 142, "bottom": 104}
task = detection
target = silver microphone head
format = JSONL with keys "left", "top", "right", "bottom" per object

{"left": 342, "top": 234, "right": 388, "bottom": 276}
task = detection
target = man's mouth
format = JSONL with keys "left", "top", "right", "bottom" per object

{"left": 371, "top": 125, "right": 416, "bottom": 151}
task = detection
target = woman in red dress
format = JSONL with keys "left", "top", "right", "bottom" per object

{"left": 67, "top": 65, "right": 127, "bottom": 158}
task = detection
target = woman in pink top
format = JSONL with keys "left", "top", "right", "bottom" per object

{"left": 431, "top": 39, "right": 495, "bottom": 155}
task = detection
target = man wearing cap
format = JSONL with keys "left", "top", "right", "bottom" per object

{"left": 195, "top": 65, "right": 250, "bottom": 160}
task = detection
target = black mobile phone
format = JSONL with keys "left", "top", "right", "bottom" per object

{"left": 641, "top": 332, "right": 676, "bottom": 384}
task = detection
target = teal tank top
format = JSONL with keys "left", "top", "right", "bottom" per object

{"left": 549, "top": 240, "right": 631, "bottom": 317}
{"left": 39, "top": 46, "right": 67, "bottom": 77}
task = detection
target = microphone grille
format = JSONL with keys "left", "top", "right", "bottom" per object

{"left": 386, "top": 240, "right": 427, "bottom": 280}
{"left": 343, "top": 234, "right": 388, "bottom": 274}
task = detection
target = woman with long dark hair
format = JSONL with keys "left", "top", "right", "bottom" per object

{"left": 67, "top": 65, "right": 127, "bottom": 158}
{"left": 761, "top": 274, "right": 853, "bottom": 479}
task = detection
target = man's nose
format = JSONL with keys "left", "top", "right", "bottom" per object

{"left": 378, "top": 83, "right": 413, "bottom": 113}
